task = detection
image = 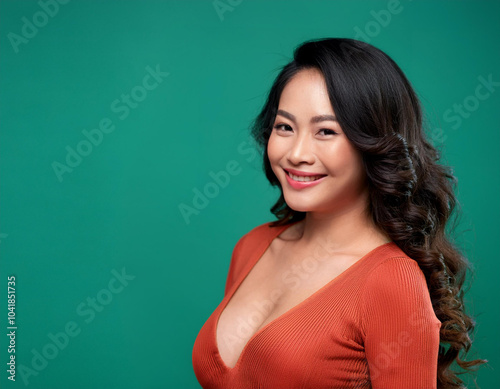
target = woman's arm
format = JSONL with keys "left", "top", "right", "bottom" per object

{"left": 361, "top": 257, "right": 442, "bottom": 389}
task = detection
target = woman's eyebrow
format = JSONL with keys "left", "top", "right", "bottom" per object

{"left": 276, "top": 109, "right": 337, "bottom": 123}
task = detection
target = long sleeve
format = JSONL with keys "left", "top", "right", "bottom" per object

{"left": 193, "top": 225, "right": 437, "bottom": 389}
{"left": 360, "top": 257, "right": 442, "bottom": 388}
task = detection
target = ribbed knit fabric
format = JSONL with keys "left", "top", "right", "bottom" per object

{"left": 192, "top": 221, "right": 441, "bottom": 389}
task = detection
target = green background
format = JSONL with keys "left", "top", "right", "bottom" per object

{"left": 1, "top": 0, "right": 498, "bottom": 388}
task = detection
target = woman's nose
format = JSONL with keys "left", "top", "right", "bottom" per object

{"left": 287, "top": 133, "right": 315, "bottom": 165}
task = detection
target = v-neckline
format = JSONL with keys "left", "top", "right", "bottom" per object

{"left": 214, "top": 220, "right": 393, "bottom": 372}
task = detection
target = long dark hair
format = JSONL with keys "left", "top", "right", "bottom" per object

{"left": 250, "top": 38, "right": 488, "bottom": 388}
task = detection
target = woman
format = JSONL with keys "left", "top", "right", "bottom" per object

{"left": 192, "top": 38, "right": 487, "bottom": 388}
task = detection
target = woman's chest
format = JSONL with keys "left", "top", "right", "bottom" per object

{"left": 216, "top": 247, "right": 360, "bottom": 369}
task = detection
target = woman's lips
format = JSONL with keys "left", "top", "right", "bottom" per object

{"left": 284, "top": 169, "right": 327, "bottom": 189}
{"left": 283, "top": 168, "right": 327, "bottom": 177}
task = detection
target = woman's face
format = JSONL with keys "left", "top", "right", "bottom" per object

{"left": 267, "top": 68, "right": 368, "bottom": 214}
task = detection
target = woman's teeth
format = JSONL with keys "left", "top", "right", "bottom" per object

{"left": 288, "top": 172, "right": 324, "bottom": 182}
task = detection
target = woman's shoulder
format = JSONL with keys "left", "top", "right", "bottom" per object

{"left": 359, "top": 246, "right": 435, "bottom": 312}
{"left": 365, "top": 244, "right": 422, "bottom": 274}
{"left": 234, "top": 220, "right": 290, "bottom": 248}
{"left": 223, "top": 220, "right": 281, "bottom": 295}
{"left": 360, "top": 243, "right": 426, "bottom": 284}
{"left": 359, "top": 249, "right": 441, "bottom": 333}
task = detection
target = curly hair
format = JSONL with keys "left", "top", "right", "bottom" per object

{"left": 249, "top": 37, "right": 488, "bottom": 388}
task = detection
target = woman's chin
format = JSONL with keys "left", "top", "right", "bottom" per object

{"left": 283, "top": 198, "right": 316, "bottom": 213}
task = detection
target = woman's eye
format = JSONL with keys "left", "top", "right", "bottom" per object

{"left": 273, "top": 125, "right": 337, "bottom": 136}
{"left": 274, "top": 124, "right": 292, "bottom": 132}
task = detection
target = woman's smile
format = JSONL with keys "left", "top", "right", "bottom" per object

{"left": 267, "top": 68, "right": 367, "bottom": 212}
{"left": 284, "top": 169, "right": 328, "bottom": 189}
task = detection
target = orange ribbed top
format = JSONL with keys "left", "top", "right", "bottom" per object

{"left": 192, "top": 221, "right": 441, "bottom": 388}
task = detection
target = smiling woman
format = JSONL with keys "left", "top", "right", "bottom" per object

{"left": 268, "top": 69, "right": 369, "bottom": 216}
{"left": 192, "top": 38, "right": 488, "bottom": 389}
